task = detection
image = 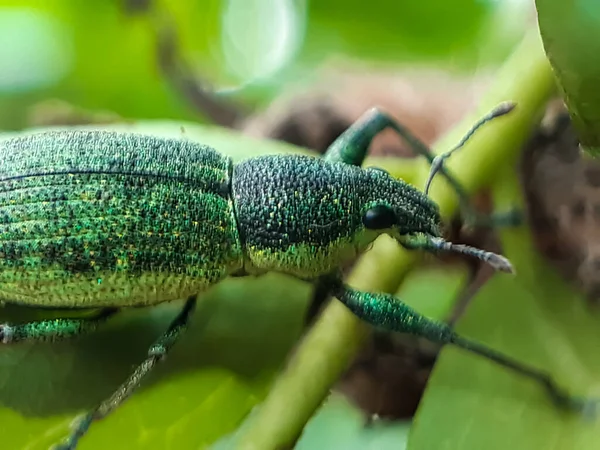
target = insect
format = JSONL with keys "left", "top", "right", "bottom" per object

{"left": 0, "top": 104, "right": 592, "bottom": 449}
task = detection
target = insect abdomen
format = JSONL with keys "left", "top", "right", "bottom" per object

{"left": 0, "top": 131, "right": 243, "bottom": 308}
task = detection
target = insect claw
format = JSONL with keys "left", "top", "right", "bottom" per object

{"left": 487, "top": 253, "right": 515, "bottom": 274}
{"left": 493, "top": 101, "right": 517, "bottom": 116}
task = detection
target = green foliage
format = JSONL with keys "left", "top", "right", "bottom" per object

{"left": 397, "top": 264, "right": 469, "bottom": 321}
{"left": 297, "top": 393, "right": 411, "bottom": 450}
{"left": 0, "top": 0, "right": 520, "bottom": 128}
{"left": 536, "top": 0, "right": 600, "bottom": 157}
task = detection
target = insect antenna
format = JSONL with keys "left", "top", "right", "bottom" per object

{"left": 424, "top": 102, "right": 516, "bottom": 195}
{"left": 429, "top": 237, "right": 514, "bottom": 273}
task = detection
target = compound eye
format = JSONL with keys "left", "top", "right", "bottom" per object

{"left": 362, "top": 205, "right": 396, "bottom": 230}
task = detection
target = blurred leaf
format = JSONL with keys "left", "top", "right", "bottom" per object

{"left": 536, "top": 0, "right": 600, "bottom": 157}
{"left": 397, "top": 264, "right": 469, "bottom": 321}
{"left": 296, "top": 393, "right": 411, "bottom": 450}
{"left": 0, "top": 0, "right": 527, "bottom": 129}
{"left": 0, "top": 124, "right": 313, "bottom": 450}
{"left": 409, "top": 172, "right": 600, "bottom": 450}
{"left": 305, "top": 0, "right": 488, "bottom": 60}
{"left": 212, "top": 393, "right": 411, "bottom": 450}
{"left": 301, "top": 0, "right": 527, "bottom": 67}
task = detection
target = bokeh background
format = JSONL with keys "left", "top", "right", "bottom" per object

{"left": 0, "top": 0, "right": 531, "bottom": 129}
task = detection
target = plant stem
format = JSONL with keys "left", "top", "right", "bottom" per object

{"left": 233, "top": 28, "right": 555, "bottom": 450}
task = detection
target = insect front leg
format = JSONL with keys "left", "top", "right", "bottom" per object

{"left": 0, "top": 308, "right": 118, "bottom": 344}
{"left": 55, "top": 296, "right": 197, "bottom": 450}
{"left": 323, "top": 104, "right": 520, "bottom": 229}
{"left": 327, "top": 275, "right": 597, "bottom": 415}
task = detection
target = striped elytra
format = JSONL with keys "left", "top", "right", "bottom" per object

{"left": 0, "top": 130, "right": 244, "bottom": 308}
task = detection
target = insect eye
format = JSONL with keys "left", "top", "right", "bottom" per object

{"left": 362, "top": 205, "right": 396, "bottom": 230}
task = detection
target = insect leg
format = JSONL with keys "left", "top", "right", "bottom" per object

{"left": 0, "top": 308, "right": 117, "bottom": 344}
{"left": 328, "top": 276, "right": 596, "bottom": 415}
{"left": 56, "top": 296, "right": 197, "bottom": 450}
{"left": 323, "top": 104, "right": 518, "bottom": 228}
{"left": 322, "top": 108, "right": 392, "bottom": 166}
{"left": 304, "top": 276, "right": 335, "bottom": 326}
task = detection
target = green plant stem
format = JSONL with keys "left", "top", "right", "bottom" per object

{"left": 234, "top": 29, "right": 555, "bottom": 450}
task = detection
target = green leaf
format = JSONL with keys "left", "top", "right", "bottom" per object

{"left": 536, "top": 0, "right": 600, "bottom": 156}
{"left": 304, "top": 0, "right": 490, "bottom": 61}
{"left": 296, "top": 393, "right": 411, "bottom": 450}
{"left": 398, "top": 264, "right": 469, "bottom": 322}
{"left": 409, "top": 171, "right": 600, "bottom": 450}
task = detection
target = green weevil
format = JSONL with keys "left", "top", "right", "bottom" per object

{"left": 0, "top": 105, "right": 592, "bottom": 449}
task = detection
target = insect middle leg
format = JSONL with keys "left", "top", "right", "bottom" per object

{"left": 0, "top": 308, "right": 118, "bottom": 344}
{"left": 55, "top": 296, "right": 197, "bottom": 450}
{"left": 322, "top": 104, "right": 520, "bottom": 228}
{"left": 327, "top": 274, "right": 596, "bottom": 414}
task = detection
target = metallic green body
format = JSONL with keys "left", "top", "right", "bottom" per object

{"left": 0, "top": 128, "right": 441, "bottom": 309}
{"left": 0, "top": 131, "right": 243, "bottom": 307}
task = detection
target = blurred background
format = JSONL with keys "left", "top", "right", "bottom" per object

{"left": 0, "top": 0, "right": 533, "bottom": 130}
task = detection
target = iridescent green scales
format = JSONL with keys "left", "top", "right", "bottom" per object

{"left": 0, "top": 131, "right": 243, "bottom": 307}
{"left": 0, "top": 130, "right": 440, "bottom": 308}
{"left": 232, "top": 153, "right": 441, "bottom": 278}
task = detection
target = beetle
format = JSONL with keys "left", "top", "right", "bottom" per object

{"left": 0, "top": 104, "right": 591, "bottom": 449}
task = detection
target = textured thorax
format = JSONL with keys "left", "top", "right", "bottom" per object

{"left": 233, "top": 155, "right": 369, "bottom": 278}
{"left": 232, "top": 154, "right": 441, "bottom": 279}
{"left": 0, "top": 131, "right": 244, "bottom": 307}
